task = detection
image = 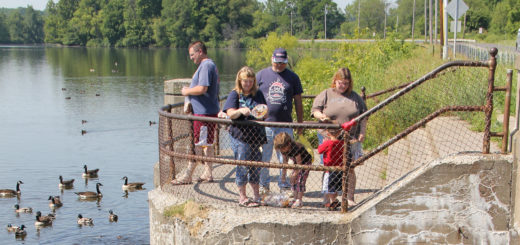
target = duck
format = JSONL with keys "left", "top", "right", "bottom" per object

{"left": 81, "top": 120, "right": 88, "bottom": 124}
{"left": 35, "top": 211, "right": 53, "bottom": 226}
{"left": 77, "top": 214, "right": 93, "bottom": 225}
{"left": 149, "top": 121, "right": 157, "bottom": 126}
{"left": 7, "top": 224, "right": 19, "bottom": 232}
{"left": 0, "top": 180, "right": 23, "bottom": 197}
{"left": 81, "top": 130, "right": 87, "bottom": 135}
{"left": 58, "top": 175, "right": 74, "bottom": 189}
{"left": 108, "top": 210, "right": 118, "bottom": 222}
{"left": 74, "top": 183, "right": 103, "bottom": 199}
{"left": 82, "top": 165, "right": 99, "bottom": 178}
{"left": 121, "top": 176, "right": 145, "bottom": 190}
{"left": 14, "top": 224, "right": 26, "bottom": 237}
{"left": 48, "top": 196, "right": 63, "bottom": 208}
{"left": 14, "top": 204, "right": 32, "bottom": 213}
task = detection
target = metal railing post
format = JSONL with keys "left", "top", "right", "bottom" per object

{"left": 341, "top": 131, "right": 351, "bottom": 213}
{"left": 502, "top": 70, "right": 513, "bottom": 153}
{"left": 483, "top": 48, "right": 498, "bottom": 154}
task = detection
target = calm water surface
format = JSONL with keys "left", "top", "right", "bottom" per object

{"left": 0, "top": 46, "right": 245, "bottom": 244}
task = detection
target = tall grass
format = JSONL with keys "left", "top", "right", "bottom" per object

{"left": 247, "top": 36, "right": 510, "bottom": 150}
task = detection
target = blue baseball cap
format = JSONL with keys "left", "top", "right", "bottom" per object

{"left": 272, "top": 48, "right": 288, "bottom": 63}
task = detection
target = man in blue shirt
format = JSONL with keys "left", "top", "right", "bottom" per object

{"left": 172, "top": 41, "right": 220, "bottom": 185}
{"left": 257, "top": 48, "right": 303, "bottom": 192}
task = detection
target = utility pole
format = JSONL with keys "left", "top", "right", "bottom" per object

{"left": 324, "top": 4, "right": 327, "bottom": 39}
{"left": 434, "top": 0, "right": 438, "bottom": 43}
{"left": 357, "top": 0, "right": 361, "bottom": 34}
{"left": 442, "top": 0, "right": 448, "bottom": 59}
{"left": 396, "top": 15, "right": 399, "bottom": 33}
{"left": 424, "top": 0, "right": 427, "bottom": 42}
{"left": 429, "top": 0, "right": 433, "bottom": 44}
{"left": 412, "top": 0, "right": 416, "bottom": 42}
{"left": 383, "top": 1, "right": 387, "bottom": 39}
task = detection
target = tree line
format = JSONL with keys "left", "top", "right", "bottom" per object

{"left": 0, "top": 0, "right": 518, "bottom": 47}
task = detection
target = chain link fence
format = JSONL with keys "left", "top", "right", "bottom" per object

{"left": 158, "top": 49, "right": 504, "bottom": 213}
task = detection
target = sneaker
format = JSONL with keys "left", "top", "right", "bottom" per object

{"left": 259, "top": 186, "right": 270, "bottom": 196}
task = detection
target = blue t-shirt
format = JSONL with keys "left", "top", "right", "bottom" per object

{"left": 223, "top": 90, "right": 267, "bottom": 146}
{"left": 189, "top": 59, "right": 220, "bottom": 115}
{"left": 257, "top": 67, "right": 303, "bottom": 122}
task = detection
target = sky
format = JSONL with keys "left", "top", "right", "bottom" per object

{"left": 0, "top": 0, "right": 356, "bottom": 12}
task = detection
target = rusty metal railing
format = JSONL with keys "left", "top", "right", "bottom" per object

{"left": 158, "top": 48, "right": 506, "bottom": 213}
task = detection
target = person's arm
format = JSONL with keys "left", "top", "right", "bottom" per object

{"left": 358, "top": 118, "right": 367, "bottom": 142}
{"left": 181, "top": 85, "right": 208, "bottom": 96}
{"left": 294, "top": 94, "right": 303, "bottom": 135}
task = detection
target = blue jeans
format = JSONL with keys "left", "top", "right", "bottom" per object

{"left": 259, "top": 127, "right": 293, "bottom": 188}
{"left": 231, "top": 136, "right": 261, "bottom": 186}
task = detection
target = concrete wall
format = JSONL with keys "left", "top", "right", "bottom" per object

{"left": 149, "top": 154, "right": 518, "bottom": 244}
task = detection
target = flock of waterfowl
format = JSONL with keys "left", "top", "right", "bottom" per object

{"left": 2, "top": 164, "right": 145, "bottom": 239}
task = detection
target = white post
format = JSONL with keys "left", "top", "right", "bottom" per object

{"left": 453, "top": 0, "right": 459, "bottom": 58}
{"left": 442, "top": 0, "right": 448, "bottom": 59}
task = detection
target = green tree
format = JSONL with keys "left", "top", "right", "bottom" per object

{"left": 0, "top": 13, "right": 10, "bottom": 43}
{"left": 7, "top": 10, "right": 24, "bottom": 43}
{"left": 101, "top": 0, "right": 125, "bottom": 45}
{"left": 44, "top": 0, "right": 61, "bottom": 43}
{"left": 23, "top": 6, "right": 44, "bottom": 43}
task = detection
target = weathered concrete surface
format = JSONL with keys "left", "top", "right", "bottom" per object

{"left": 149, "top": 154, "right": 518, "bottom": 244}
{"left": 164, "top": 78, "right": 190, "bottom": 105}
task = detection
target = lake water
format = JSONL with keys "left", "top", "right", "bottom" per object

{"left": 0, "top": 46, "right": 246, "bottom": 244}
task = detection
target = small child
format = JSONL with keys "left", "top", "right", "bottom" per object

{"left": 274, "top": 132, "right": 312, "bottom": 208}
{"left": 317, "top": 128, "right": 346, "bottom": 210}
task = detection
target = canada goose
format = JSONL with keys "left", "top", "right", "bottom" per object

{"left": 108, "top": 210, "right": 118, "bottom": 222}
{"left": 14, "top": 204, "right": 32, "bottom": 213}
{"left": 121, "top": 176, "right": 145, "bottom": 190}
{"left": 48, "top": 196, "right": 63, "bottom": 208}
{"left": 74, "top": 183, "right": 103, "bottom": 199}
{"left": 35, "top": 211, "right": 53, "bottom": 226}
{"left": 0, "top": 180, "right": 23, "bottom": 197}
{"left": 77, "top": 214, "right": 93, "bottom": 225}
{"left": 82, "top": 165, "right": 99, "bottom": 178}
{"left": 14, "top": 224, "right": 26, "bottom": 237}
{"left": 59, "top": 175, "right": 74, "bottom": 189}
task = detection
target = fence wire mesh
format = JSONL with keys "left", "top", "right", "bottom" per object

{"left": 158, "top": 56, "right": 502, "bottom": 213}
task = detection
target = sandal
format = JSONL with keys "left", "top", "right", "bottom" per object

{"left": 170, "top": 176, "right": 192, "bottom": 185}
{"left": 238, "top": 199, "right": 259, "bottom": 208}
{"left": 196, "top": 176, "right": 214, "bottom": 183}
{"left": 291, "top": 199, "right": 302, "bottom": 208}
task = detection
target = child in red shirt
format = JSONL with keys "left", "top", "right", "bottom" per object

{"left": 318, "top": 128, "right": 348, "bottom": 210}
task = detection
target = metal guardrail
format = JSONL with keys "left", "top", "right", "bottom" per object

{"left": 158, "top": 48, "right": 507, "bottom": 213}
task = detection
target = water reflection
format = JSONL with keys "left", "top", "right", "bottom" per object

{"left": 0, "top": 45, "right": 247, "bottom": 244}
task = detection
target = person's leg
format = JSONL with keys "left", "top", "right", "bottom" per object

{"left": 275, "top": 127, "right": 293, "bottom": 189}
{"left": 259, "top": 127, "right": 274, "bottom": 190}
{"left": 200, "top": 146, "right": 214, "bottom": 181}
{"left": 232, "top": 137, "right": 249, "bottom": 203}
{"left": 172, "top": 146, "right": 203, "bottom": 184}
{"left": 249, "top": 145, "right": 262, "bottom": 202}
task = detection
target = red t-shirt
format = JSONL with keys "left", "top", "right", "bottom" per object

{"left": 317, "top": 139, "right": 344, "bottom": 166}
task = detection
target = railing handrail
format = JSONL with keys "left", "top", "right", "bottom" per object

{"left": 341, "top": 49, "right": 497, "bottom": 132}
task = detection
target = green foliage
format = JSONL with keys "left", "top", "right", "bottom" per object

{"left": 245, "top": 32, "right": 298, "bottom": 70}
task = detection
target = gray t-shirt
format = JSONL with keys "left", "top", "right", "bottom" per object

{"left": 311, "top": 88, "right": 367, "bottom": 137}
{"left": 189, "top": 59, "right": 220, "bottom": 115}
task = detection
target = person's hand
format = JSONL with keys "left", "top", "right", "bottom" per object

{"left": 181, "top": 86, "right": 189, "bottom": 96}
{"left": 358, "top": 134, "right": 365, "bottom": 142}
{"left": 238, "top": 107, "right": 250, "bottom": 117}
